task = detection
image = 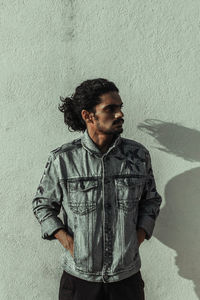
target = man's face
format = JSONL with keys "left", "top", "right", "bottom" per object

{"left": 91, "top": 91, "right": 124, "bottom": 135}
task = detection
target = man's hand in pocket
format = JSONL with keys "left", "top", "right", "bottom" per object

{"left": 54, "top": 229, "right": 74, "bottom": 257}
{"left": 66, "top": 234, "right": 74, "bottom": 257}
{"left": 137, "top": 228, "right": 146, "bottom": 246}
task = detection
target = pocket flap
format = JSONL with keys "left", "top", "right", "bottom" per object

{"left": 68, "top": 180, "right": 99, "bottom": 192}
{"left": 115, "top": 177, "right": 146, "bottom": 187}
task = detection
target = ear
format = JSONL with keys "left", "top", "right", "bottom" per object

{"left": 81, "top": 110, "right": 94, "bottom": 124}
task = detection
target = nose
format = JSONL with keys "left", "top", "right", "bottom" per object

{"left": 115, "top": 109, "right": 124, "bottom": 120}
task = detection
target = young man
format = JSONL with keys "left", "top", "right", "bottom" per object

{"left": 32, "top": 78, "right": 162, "bottom": 300}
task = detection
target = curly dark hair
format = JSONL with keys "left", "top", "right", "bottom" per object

{"left": 58, "top": 78, "right": 119, "bottom": 132}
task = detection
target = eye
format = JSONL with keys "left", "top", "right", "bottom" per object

{"left": 106, "top": 106, "right": 114, "bottom": 112}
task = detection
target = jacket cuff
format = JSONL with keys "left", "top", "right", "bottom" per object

{"left": 40, "top": 216, "right": 66, "bottom": 240}
{"left": 136, "top": 215, "right": 155, "bottom": 240}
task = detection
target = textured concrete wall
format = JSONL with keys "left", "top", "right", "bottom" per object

{"left": 1, "top": 1, "right": 200, "bottom": 299}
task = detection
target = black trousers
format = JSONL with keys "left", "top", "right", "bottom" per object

{"left": 59, "top": 270, "right": 145, "bottom": 300}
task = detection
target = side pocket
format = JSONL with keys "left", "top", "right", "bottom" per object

{"left": 59, "top": 271, "right": 74, "bottom": 294}
{"left": 137, "top": 271, "right": 145, "bottom": 288}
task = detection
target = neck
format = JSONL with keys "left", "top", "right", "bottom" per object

{"left": 87, "top": 127, "right": 117, "bottom": 153}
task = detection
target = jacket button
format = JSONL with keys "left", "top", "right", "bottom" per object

{"left": 104, "top": 178, "right": 110, "bottom": 184}
{"left": 105, "top": 203, "right": 112, "bottom": 209}
{"left": 103, "top": 274, "right": 109, "bottom": 282}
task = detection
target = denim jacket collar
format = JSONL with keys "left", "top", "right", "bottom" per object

{"left": 81, "top": 128, "right": 122, "bottom": 156}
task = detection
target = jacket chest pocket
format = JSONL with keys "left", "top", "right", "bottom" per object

{"left": 114, "top": 177, "right": 145, "bottom": 213}
{"left": 67, "top": 179, "right": 99, "bottom": 215}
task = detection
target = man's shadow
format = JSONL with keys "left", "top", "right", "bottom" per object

{"left": 137, "top": 119, "right": 200, "bottom": 298}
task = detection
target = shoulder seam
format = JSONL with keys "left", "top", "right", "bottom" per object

{"left": 121, "top": 137, "right": 148, "bottom": 150}
{"left": 50, "top": 139, "right": 82, "bottom": 159}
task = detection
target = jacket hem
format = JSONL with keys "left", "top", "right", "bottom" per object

{"left": 60, "top": 255, "right": 142, "bottom": 283}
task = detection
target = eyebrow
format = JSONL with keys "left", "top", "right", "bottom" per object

{"left": 103, "top": 102, "right": 124, "bottom": 110}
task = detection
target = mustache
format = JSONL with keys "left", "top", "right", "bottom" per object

{"left": 113, "top": 119, "right": 124, "bottom": 124}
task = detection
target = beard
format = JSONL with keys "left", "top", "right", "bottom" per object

{"left": 94, "top": 117, "right": 123, "bottom": 136}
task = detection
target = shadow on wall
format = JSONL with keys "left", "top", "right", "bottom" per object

{"left": 137, "top": 119, "right": 200, "bottom": 299}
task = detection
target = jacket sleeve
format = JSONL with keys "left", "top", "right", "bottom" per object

{"left": 136, "top": 149, "right": 162, "bottom": 240}
{"left": 32, "top": 152, "right": 66, "bottom": 240}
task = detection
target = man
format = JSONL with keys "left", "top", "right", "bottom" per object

{"left": 32, "top": 78, "right": 162, "bottom": 300}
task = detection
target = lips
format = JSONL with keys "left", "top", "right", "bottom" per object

{"left": 114, "top": 120, "right": 123, "bottom": 125}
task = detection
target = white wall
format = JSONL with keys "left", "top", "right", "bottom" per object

{"left": 1, "top": 1, "right": 199, "bottom": 299}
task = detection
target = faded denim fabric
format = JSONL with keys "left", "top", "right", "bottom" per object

{"left": 32, "top": 129, "right": 162, "bottom": 283}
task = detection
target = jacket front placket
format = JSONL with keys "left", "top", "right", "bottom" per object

{"left": 81, "top": 129, "right": 122, "bottom": 282}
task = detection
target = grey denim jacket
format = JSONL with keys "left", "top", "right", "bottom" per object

{"left": 32, "top": 129, "right": 162, "bottom": 283}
